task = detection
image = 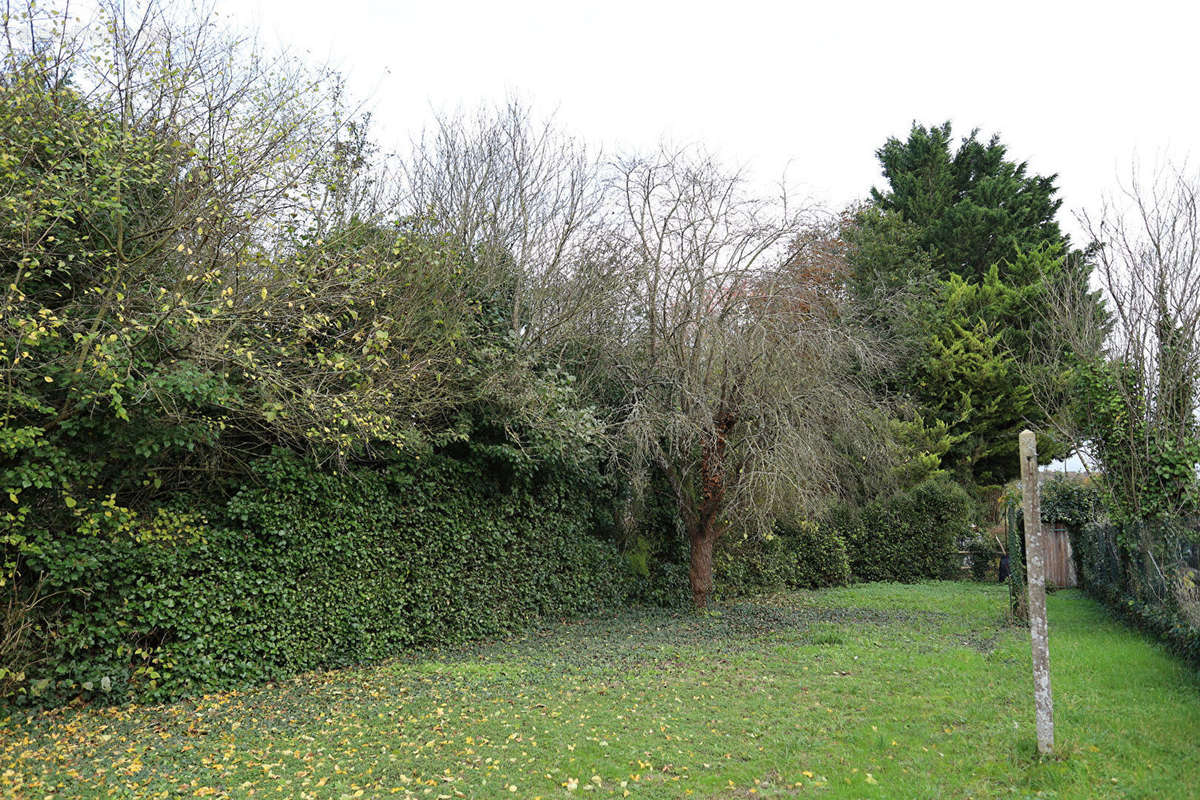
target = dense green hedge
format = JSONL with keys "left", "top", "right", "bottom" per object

{"left": 714, "top": 519, "right": 850, "bottom": 597}
{"left": 621, "top": 472, "right": 692, "bottom": 608}
{"left": 1040, "top": 478, "right": 1101, "bottom": 531}
{"left": 16, "top": 448, "right": 636, "bottom": 705}
{"left": 828, "top": 476, "right": 974, "bottom": 583}
{"left": 781, "top": 519, "right": 853, "bottom": 590}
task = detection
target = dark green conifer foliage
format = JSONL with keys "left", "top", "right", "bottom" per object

{"left": 871, "top": 122, "right": 1065, "bottom": 283}
{"left": 855, "top": 122, "right": 1094, "bottom": 490}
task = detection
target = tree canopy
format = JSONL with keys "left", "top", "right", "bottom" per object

{"left": 849, "top": 122, "right": 1095, "bottom": 491}
{"left": 870, "top": 122, "right": 1066, "bottom": 283}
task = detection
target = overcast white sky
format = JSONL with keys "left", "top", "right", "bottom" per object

{"left": 212, "top": 0, "right": 1198, "bottom": 242}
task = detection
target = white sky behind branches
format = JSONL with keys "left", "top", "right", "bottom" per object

{"left": 54, "top": 0, "right": 1192, "bottom": 473}
{"left": 203, "top": 0, "right": 1197, "bottom": 474}
{"left": 208, "top": 0, "right": 1199, "bottom": 243}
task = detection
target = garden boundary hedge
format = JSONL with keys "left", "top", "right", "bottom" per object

{"left": 11, "top": 449, "right": 637, "bottom": 705}
{"left": 826, "top": 476, "right": 974, "bottom": 583}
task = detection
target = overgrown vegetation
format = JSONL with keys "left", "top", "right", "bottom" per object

{"left": 0, "top": 1, "right": 902, "bottom": 701}
{"left": 1033, "top": 163, "right": 1200, "bottom": 665}
{"left": 4, "top": 0, "right": 1200, "bottom": 710}
{"left": 15, "top": 448, "right": 637, "bottom": 705}
{"left": 1074, "top": 519, "right": 1200, "bottom": 666}
{"left": 0, "top": 1, "right": 627, "bottom": 701}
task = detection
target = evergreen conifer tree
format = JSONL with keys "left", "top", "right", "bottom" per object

{"left": 851, "top": 122, "right": 1099, "bottom": 490}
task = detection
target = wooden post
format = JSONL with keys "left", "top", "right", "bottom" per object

{"left": 1019, "top": 429, "right": 1054, "bottom": 755}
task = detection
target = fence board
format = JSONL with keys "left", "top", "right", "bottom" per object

{"left": 1045, "top": 524, "right": 1076, "bottom": 587}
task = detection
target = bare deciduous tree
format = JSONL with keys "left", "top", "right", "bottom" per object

{"left": 1040, "top": 162, "right": 1200, "bottom": 520}
{"left": 402, "top": 102, "right": 617, "bottom": 351}
{"left": 596, "top": 148, "right": 890, "bottom": 607}
{"left": 1085, "top": 163, "right": 1200, "bottom": 421}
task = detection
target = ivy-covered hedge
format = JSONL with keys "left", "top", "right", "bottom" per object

{"left": 828, "top": 476, "right": 974, "bottom": 583}
{"left": 714, "top": 519, "right": 850, "bottom": 597}
{"left": 17, "top": 448, "right": 636, "bottom": 705}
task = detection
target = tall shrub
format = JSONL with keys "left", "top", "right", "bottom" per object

{"left": 832, "top": 476, "right": 974, "bottom": 582}
{"left": 713, "top": 519, "right": 850, "bottom": 597}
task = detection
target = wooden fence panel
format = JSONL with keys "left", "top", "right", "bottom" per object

{"left": 1045, "top": 524, "right": 1077, "bottom": 588}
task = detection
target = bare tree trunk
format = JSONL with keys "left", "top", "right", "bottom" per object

{"left": 689, "top": 525, "right": 718, "bottom": 609}
{"left": 687, "top": 414, "right": 733, "bottom": 609}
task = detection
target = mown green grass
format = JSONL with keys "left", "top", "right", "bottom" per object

{"left": 2, "top": 582, "right": 1198, "bottom": 799}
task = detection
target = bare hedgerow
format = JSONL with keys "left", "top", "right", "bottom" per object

{"left": 402, "top": 101, "right": 618, "bottom": 352}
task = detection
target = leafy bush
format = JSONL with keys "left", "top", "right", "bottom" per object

{"left": 13, "top": 448, "right": 638, "bottom": 705}
{"left": 779, "top": 519, "right": 852, "bottom": 590}
{"left": 830, "top": 476, "right": 974, "bottom": 582}
{"left": 1041, "top": 478, "right": 1101, "bottom": 531}
{"left": 712, "top": 533, "right": 786, "bottom": 597}
{"left": 714, "top": 519, "right": 850, "bottom": 597}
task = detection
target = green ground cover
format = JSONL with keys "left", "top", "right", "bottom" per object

{"left": 2, "top": 583, "right": 1197, "bottom": 799}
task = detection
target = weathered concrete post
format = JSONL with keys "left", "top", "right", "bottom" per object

{"left": 1019, "top": 429, "right": 1054, "bottom": 754}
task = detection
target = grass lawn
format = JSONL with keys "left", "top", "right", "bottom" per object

{"left": 2, "top": 582, "right": 1198, "bottom": 799}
